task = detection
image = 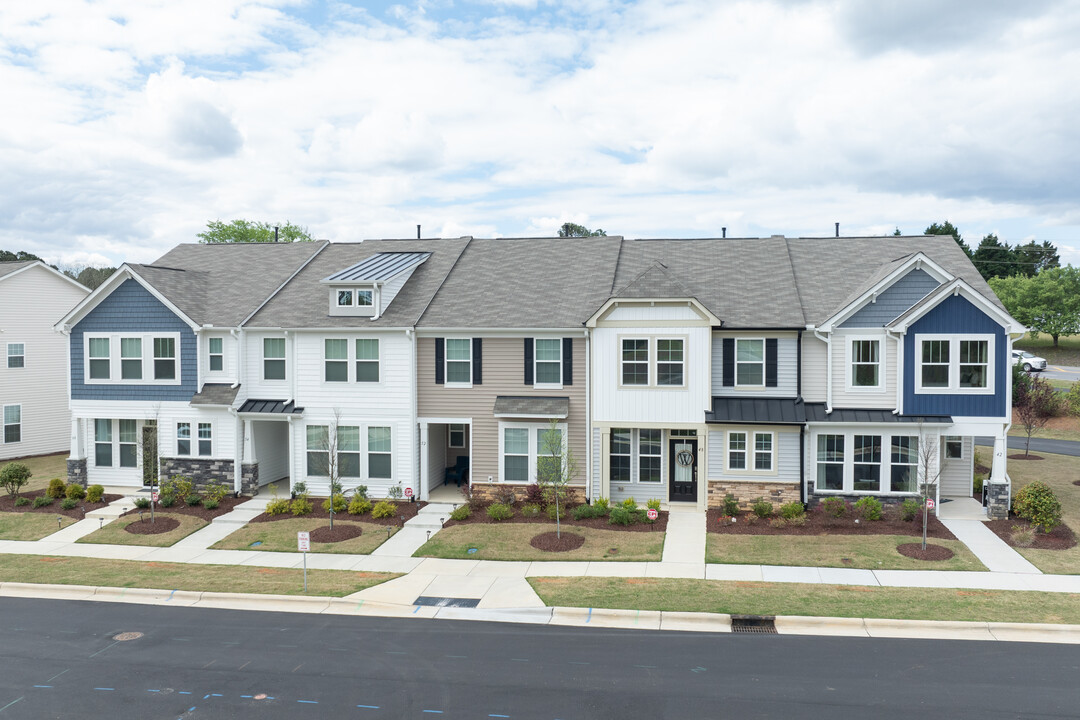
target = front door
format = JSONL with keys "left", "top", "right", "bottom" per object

{"left": 668, "top": 439, "right": 698, "bottom": 502}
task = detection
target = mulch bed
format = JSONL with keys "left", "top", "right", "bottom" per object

{"left": 985, "top": 515, "right": 1077, "bottom": 550}
{"left": 530, "top": 531, "right": 586, "bottom": 552}
{"left": 249, "top": 500, "right": 424, "bottom": 526}
{"left": 310, "top": 524, "right": 363, "bottom": 543}
{"left": 443, "top": 503, "right": 668, "bottom": 532}
{"left": 896, "top": 543, "right": 954, "bottom": 561}
{"left": 1008, "top": 454, "right": 1043, "bottom": 460}
{"left": 706, "top": 507, "right": 957, "bottom": 540}
{"left": 0, "top": 489, "right": 121, "bottom": 518}
{"left": 121, "top": 494, "right": 246, "bottom": 522}
{"left": 123, "top": 516, "right": 180, "bottom": 535}
{"left": 1073, "top": 480, "right": 1080, "bottom": 487}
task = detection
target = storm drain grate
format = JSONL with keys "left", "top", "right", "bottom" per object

{"left": 414, "top": 596, "right": 481, "bottom": 608}
{"left": 730, "top": 615, "right": 777, "bottom": 634}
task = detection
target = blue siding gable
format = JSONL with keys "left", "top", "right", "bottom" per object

{"left": 842, "top": 268, "right": 940, "bottom": 328}
{"left": 71, "top": 278, "right": 197, "bottom": 401}
{"left": 902, "top": 294, "right": 1007, "bottom": 417}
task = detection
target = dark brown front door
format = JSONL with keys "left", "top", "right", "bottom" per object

{"left": 668, "top": 438, "right": 698, "bottom": 502}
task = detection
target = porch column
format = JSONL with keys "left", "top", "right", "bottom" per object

{"left": 986, "top": 430, "right": 1010, "bottom": 520}
{"left": 419, "top": 422, "right": 429, "bottom": 501}
{"left": 243, "top": 419, "right": 257, "bottom": 464}
{"left": 66, "top": 418, "right": 88, "bottom": 486}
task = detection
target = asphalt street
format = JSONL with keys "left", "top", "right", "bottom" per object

{"left": 1041, "top": 364, "right": 1080, "bottom": 384}
{"left": 0, "top": 598, "right": 1077, "bottom": 719}
{"left": 975, "top": 435, "right": 1080, "bottom": 457}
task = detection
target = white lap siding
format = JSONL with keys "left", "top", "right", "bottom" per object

{"left": 705, "top": 427, "right": 801, "bottom": 484}
{"left": 940, "top": 436, "right": 974, "bottom": 496}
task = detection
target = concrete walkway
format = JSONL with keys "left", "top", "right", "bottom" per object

{"left": 940, "top": 518, "right": 1042, "bottom": 574}
{"left": 660, "top": 509, "right": 705, "bottom": 565}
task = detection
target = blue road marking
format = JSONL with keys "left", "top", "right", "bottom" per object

{"left": 179, "top": 691, "right": 192, "bottom": 695}
{"left": 211, "top": 693, "right": 223, "bottom": 697}
{"left": 189, "top": 707, "right": 196, "bottom": 713}
{"left": 412, "top": 606, "right": 421, "bottom": 614}
{"left": 32, "top": 685, "right": 51, "bottom": 688}
{"left": 93, "top": 688, "right": 114, "bottom": 691}
{"left": 586, "top": 608, "right": 592, "bottom": 623}
{"left": 298, "top": 699, "right": 318, "bottom": 704}
{"left": 241, "top": 695, "right": 252, "bottom": 698}
{"left": 203, "top": 694, "right": 211, "bottom": 699}
{"left": 147, "top": 689, "right": 160, "bottom": 692}
{"left": 357, "top": 705, "right": 380, "bottom": 709}
{"left": 423, "top": 711, "right": 444, "bottom": 714}
{"left": 167, "top": 589, "right": 176, "bottom": 601}
{"left": 489, "top": 715, "right": 510, "bottom": 718}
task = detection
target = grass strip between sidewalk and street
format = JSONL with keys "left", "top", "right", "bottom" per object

{"left": 0, "top": 555, "right": 397, "bottom": 596}
{"left": 528, "top": 577, "right": 1080, "bottom": 625}
{"left": 0, "top": 513, "right": 79, "bottom": 541}
{"left": 76, "top": 514, "right": 208, "bottom": 547}
{"left": 706, "top": 534, "right": 986, "bottom": 572}
{"left": 415, "top": 523, "right": 665, "bottom": 561}
{"left": 211, "top": 518, "right": 396, "bottom": 555}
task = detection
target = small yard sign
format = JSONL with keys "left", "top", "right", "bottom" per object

{"left": 404, "top": 487, "right": 414, "bottom": 498}
{"left": 926, "top": 499, "right": 935, "bottom": 510}
{"left": 297, "top": 531, "right": 310, "bottom": 552}
{"left": 646, "top": 509, "right": 658, "bottom": 521}
{"left": 151, "top": 492, "right": 159, "bottom": 503}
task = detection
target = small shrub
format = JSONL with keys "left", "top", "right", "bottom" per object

{"left": 323, "top": 494, "right": 348, "bottom": 514}
{"left": 547, "top": 503, "right": 567, "bottom": 521}
{"left": 265, "top": 498, "right": 291, "bottom": 515}
{"left": 820, "top": 497, "right": 847, "bottom": 518}
{"left": 290, "top": 495, "right": 313, "bottom": 516}
{"left": 521, "top": 503, "right": 541, "bottom": 518}
{"left": 610, "top": 506, "right": 647, "bottom": 526}
{"left": 203, "top": 482, "right": 230, "bottom": 504}
{"left": 1010, "top": 525, "right": 1035, "bottom": 547}
{"left": 32, "top": 496, "right": 53, "bottom": 508}
{"left": 593, "top": 496, "right": 610, "bottom": 512}
{"left": 487, "top": 502, "right": 514, "bottom": 521}
{"left": 0, "top": 462, "right": 31, "bottom": 499}
{"left": 524, "top": 483, "right": 545, "bottom": 506}
{"left": 1013, "top": 481, "right": 1062, "bottom": 532}
{"left": 769, "top": 517, "right": 787, "bottom": 529}
{"left": 1065, "top": 380, "right": 1080, "bottom": 417}
{"left": 752, "top": 498, "right": 773, "bottom": 519}
{"left": 853, "top": 496, "right": 883, "bottom": 521}
{"left": 573, "top": 504, "right": 604, "bottom": 520}
{"left": 351, "top": 484, "right": 369, "bottom": 500}
{"left": 86, "top": 484, "right": 105, "bottom": 503}
{"left": 14, "top": 496, "right": 30, "bottom": 506}
{"left": 787, "top": 514, "right": 807, "bottom": 527}
{"left": 449, "top": 504, "right": 471, "bottom": 521}
{"left": 493, "top": 486, "right": 517, "bottom": 507}
{"left": 973, "top": 474, "right": 985, "bottom": 495}
{"left": 60, "top": 498, "right": 78, "bottom": 510}
{"left": 65, "top": 483, "right": 86, "bottom": 500}
{"left": 348, "top": 496, "right": 372, "bottom": 515}
{"left": 133, "top": 497, "right": 151, "bottom": 509}
{"left": 371, "top": 500, "right": 396, "bottom": 519}
{"left": 292, "top": 481, "right": 308, "bottom": 496}
{"left": 460, "top": 484, "right": 485, "bottom": 510}
{"left": 184, "top": 494, "right": 202, "bottom": 507}
{"left": 203, "top": 498, "right": 219, "bottom": 510}
{"left": 47, "top": 478, "right": 66, "bottom": 499}
{"left": 169, "top": 476, "right": 194, "bottom": 500}
{"left": 158, "top": 493, "right": 176, "bottom": 508}
{"left": 387, "top": 485, "right": 404, "bottom": 500}
{"left": 722, "top": 493, "right": 740, "bottom": 517}
{"left": 621, "top": 497, "right": 637, "bottom": 510}
{"left": 900, "top": 498, "right": 921, "bottom": 522}
{"left": 780, "top": 502, "right": 805, "bottom": 520}
{"left": 646, "top": 498, "right": 662, "bottom": 511}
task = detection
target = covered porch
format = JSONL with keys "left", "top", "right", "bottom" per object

{"left": 418, "top": 418, "right": 471, "bottom": 501}
{"left": 237, "top": 399, "right": 302, "bottom": 495}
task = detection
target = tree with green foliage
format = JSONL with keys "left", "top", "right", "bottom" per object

{"left": 557, "top": 223, "right": 606, "bottom": 238}
{"left": 60, "top": 265, "right": 117, "bottom": 290}
{"left": 536, "top": 418, "right": 578, "bottom": 539}
{"left": 197, "top": 220, "right": 314, "bottom": 243}
{"left": 1013, "top": 240, "right": 1060, "bottom": 276}
{"left": 989, "top": 266, "right": 1080, "bottom": 346}
{"left": 0, "top": 462, "right": 32, "bottom": 500}
{"left": 0, "top": 250, "right": 44, "bottom": 263}
{"left": 1014, "top": 376, "right": 1058, "bottom": 457}
{"left": 970, "top": 233, "right": 1022, "bottom": 280}
{"left": 924, "top": 221, "right": 970, "bottom": 257}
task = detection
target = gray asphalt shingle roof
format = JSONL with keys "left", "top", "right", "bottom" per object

{"left": 0, "top": 261, "right": 36, "bottom": 281}
{"left": 492, "top": 396, "right": 570, "bottom": 418}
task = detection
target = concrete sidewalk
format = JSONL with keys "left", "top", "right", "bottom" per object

{"left": 940, "top": 518, "right": 1042, "bottom": 574}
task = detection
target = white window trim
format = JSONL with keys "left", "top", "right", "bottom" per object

{"left": 617, "top": 334, "right": 690, "bottom": 389}
{"left": 727, "top": 430, "right": 748, "bottom": 472}
{"left": 2, "top": 404, "right": 21, "bottom": 445}
{"left": 6, "top": 342, "right": 25, "bottom": 369}
{"left": 656, "top": 337, "right": 686, "bottom": 388}
{"left": 734, "top": 337, "right": 766, "bottom": 388}
{"left": 83, "top": 333, "right": 182, "bottom": 385}
{"left": 262, "top": 336, "right": 288, "bottom": 382}
{"left": 753, "top": 431, "right": 774, "bottom": 471}
{"left": 497, "top": 420, "right": 567, "bottom": 484}
{"left": 367, "top": 426, "right": 393, "bottom": 481}
{"left": 619, "top": 336, "right": 650, "bottom": 388}
{"left": 533, "top": 337, "right": 563, "bottom": 390}
{"left": 448, "top": 423, "right": 466, "bottom": 449}
{"left": 176, "top": 422, "right": 192, "bottom": 456}
{"left": 723, "top": 428, "right": 777, "bottom": 475}
{"left": 304, "top": 422, "right": 393, "bottom": 482}
{"left": 94, "top": 418, "right": 113, "bottom": 466}
{"left": 337, "top": 289, "right": 354, "bottom": 307}
{"left": 637, "top": 429, "right": 664, "bottom": 484}
{"left": 609, "top": 428, "right": 632, "bottom": 485}
{"left": 444, "top": 337, "right": 473, "bottom": 388}
{"left": 118, "top": 419, "right": 139, "bottom": 468}
{"left": 323, "top": 338, "right": 350, "bottom": 383}
{"left": 914, "top": 334, "right": 996, "bottom": 395}
{"left": 354, "top": 338, "right": 381, "bottom": 384}
{"left": 197, "top": 422, "right": 213, "bottom": 457}
{"left": 944, "top": 435, "right": 964, "bottom": 460}
{"left": 206, "top": 336, "right": 225, "bottom": 376}
{"left": 846, "top": 335, "right": 885, "bottom": 392}
{"left": 812, "top": 430, "right": 924, "bottom": 496}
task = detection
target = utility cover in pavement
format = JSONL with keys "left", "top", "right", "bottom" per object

{"left": 414, "top": 596, "right": 481, "bottom": 608}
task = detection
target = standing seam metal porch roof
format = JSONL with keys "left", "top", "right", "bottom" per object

{"left": 322, "top": 252, "right": 430, "bottom": 283}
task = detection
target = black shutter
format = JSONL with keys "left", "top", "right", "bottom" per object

{"left": 524, "top": 338, "right": 534, "bottom": 385}
{"left": 435, "top": 338, "right": 445, "bottom": 385}
{"left": 472, "top": 338, "right": 483, "bottom": 385}
{"left": 562, "top": 337, "right": 573, "bottom": 385}
{"left": 722, "top": 338, "right": 734, "bottom": 386}
{"left": 765, "top": 338, "right": 778, "bottom": 387}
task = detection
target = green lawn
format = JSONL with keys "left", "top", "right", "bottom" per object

{"left": 1008, "top": 452, "right": 1080, "bottom": 574}
{"left": 0, "top": 513, "right": 78, "bottom": 541}
{"left": 1015, "top": 333, "right": 1080, "bottom": 367}
{"left": 76, "top": 513, "right": 208, "bottom": 547}
{"left": 211, "top": 518, "right": 396, "bottom": 555}
{"left": 0, "top": 554, "right": 396, "bottom": 596}
{"left": 706, "top": 534, "right": 985, "bottom": 571}
{"left": 415, "top": 523, "right": 665, "bottom": 561}
{"left": 528, "top": 577, "right": 1080, "bottom": 624}
{"left": 0, "top": 453, "right": 69, "bottom": 493}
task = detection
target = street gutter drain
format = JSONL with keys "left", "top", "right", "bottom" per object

{"left": 414, "top": 596, "right": 480, "bottom": 608}
{"left": 730, "top": 616, "right": 777, "bottom": 634}
{"left": 112, "top": 632, "right": 144, "bottom": 641}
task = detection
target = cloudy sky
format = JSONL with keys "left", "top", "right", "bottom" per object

{"left": 2, "top": 0, "right": 1080, "bottom": 268}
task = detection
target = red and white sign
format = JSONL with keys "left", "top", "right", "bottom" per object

{"left": 926, "top": 499, "right": 935, "bottom": 509}
{"left": 297, "top": 531, "right": 310, "bottom": 552}
{"left": 151, "top": 492, "right": 159, "bottom": 503}
{"left": 404, "top": 487, "right": 414, "bottom": 498}
{"left": 646, "top": 508, "right": 659, "bottom": 520}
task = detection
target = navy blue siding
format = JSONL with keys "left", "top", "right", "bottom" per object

{"left": 843, "top": 269, "right": 940, "bottom": 328}
{"left": 903, "top": 294, "right": 1006, "bottom": 417}
{"left": 71, "top": 279, "right": 197, "bottom": 401}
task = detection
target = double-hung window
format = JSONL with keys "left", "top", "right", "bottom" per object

{"left": 917, "top": 336, "right": 994, "bottom": 393}
{"left": 306, "top": 425, "right": 329, "bottom": 476}
{"left": 6, "top": 343, "right": 24, "bottom": 369}
{"left": 198, "top": 423, "right": 212, "bottom": 456}
{"left": 95, "top": 419, "right": 112, "bottom": 466}
{"left": 536, "top": 427, "right": 562, "bottom": 482}
{"left": 368, "top": 427, "right": 392, "bottom": 479}
{"left": 959, "top": 340, "right": 989, "bottom": 388}
{"left": 610, "top": 429, "right": 631, "bottom": 483}
{"left": 176, "top": 422, "right": 191, "bottom": 455}
{"left": 325, "top": 339, "right": 348, "bottom": 382}
{"left": 728, "top": 431, "right": 747, "bottom": 470}
{"left": 890, "top": 436, "right": 918, "bottom": 492}
{"left": 337, "top": 290, "right": 354, "bottom": 307}
{"left": 356, "top": 290, "right": 373, "bottom": 307}
{"left": 153, "top": 338, "right": 176, "bottom": 380}
{"left": 120, "top": 338, "right": 142, "bottom": 380}
{"left": 119, "top": 419, "right": 138, "bottom": 467}
{"left": 535, "top": 339, "right": 562, "bottom": 386}
{"left": 657, "top": 339, "right": 684, "bottom": 386}
{"left": 754, "top": 432, "right": 773, "bottom": 471}
{"left": 852, "top": 435, "right": 882, "bottom": 492}
{"left": 263, "top": 338, "right": 286, "bottom": 380}
{"left": 920, "top": 340, "right": 950, "bottom": 388}
{"left": 448, "top": 424, "right": 466, "bottom": 448}
{"left": 356, "top": 339, "right": 380, "bottom": 382}
{"left": 504, "top": 428, "right": 529, "bottom": 482}
{"left": 88, "top": 337, "right": 111, "bottom": 379}
{"left": 851, "top": 339, "right": 880, "bottom": 388}
{"left": 735, "top": 339, "right": 764, "bottom": 386}
{"left": 445, "top": 339, "right": 471, "bottom": 384}
{"left": 639, "top": 429, "right": 662, "bottom": 482}
{"left": 3, "top": 405, "right": 21, "bottom": 444}
{"left": 338, "top": 426, "right": 361, "bottom": 477}
{"left": 816, "top": 435, "right": 844, "bottom": 490}
{"left": 208, "top": 337, "right": 223, "bottom": 372}
{"left": 621, "top": 339, "right": 649, "bottom": 385}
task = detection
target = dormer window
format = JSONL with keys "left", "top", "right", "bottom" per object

{"left": 323, "top": 251, "right": 430, "bottom": 318}
{"left": 356, "top": 290, "right": 372, "bottom": 306}
{"left": 337, "top": 290, "right": 353, "bottom": 307}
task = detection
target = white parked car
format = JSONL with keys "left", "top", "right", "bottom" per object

{"left": 1012, "top": 350, "right": 1047, "bottom": 372}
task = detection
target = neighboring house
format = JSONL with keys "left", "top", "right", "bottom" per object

{"left": 0, "top": 261, "right": 89, "bottom": 461}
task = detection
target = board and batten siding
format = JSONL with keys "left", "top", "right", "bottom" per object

{"left": 417, "top": 336, "right": 587, "bottom": 486}
{"left": 0, "top": 265, "right": 88, "bottom": 459}
{"left": 711, "top": 332, "right": 798, "bottom": 398}
{"left": 841, "top": 269, "right": 940, "bottom": 328}
{"left": 705, "top": 428, "right": 800, "bottom": 484}
{"left": 830, "top": 330, "right": 897, "bottom": 410}
{"left": 292, "top": 331, "right": 412, "bottom": 419}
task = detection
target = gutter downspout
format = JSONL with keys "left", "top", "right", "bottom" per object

{"left": 285, "top": 330, "right": 294, "bottom": 406}
{"left": 812, "top": 328, "right": 832, "bottom": 413}
{"left": 407, "top": 327, "right": 418, "bottom": 499}
{"left": 228, "top": 407, "right": 242, "bottom": 493}
{"left": 230, "top": 328, "right": 242, "bottom": 389}
{"left": 886, "top": 328, "right": 904, "bottom": 415}
{"left": 584, "top": 327, "right": 591, "bottom": 503}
